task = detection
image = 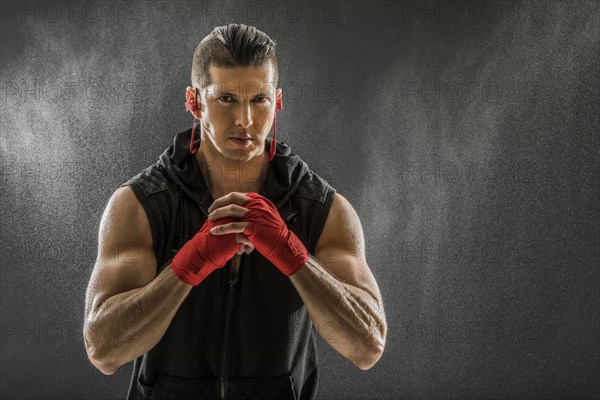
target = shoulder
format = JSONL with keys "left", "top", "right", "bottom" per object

{"left": 315, "top": 192, "right": 365, "bottom": 256}
{"left": 121, "top": 161, "right": 173, "bottom": 197}
{"left": 295, "top": 165, "right": 336, "bottom": 203}
{"left": 99, "top": 185, "right": 154, "bottom": 257}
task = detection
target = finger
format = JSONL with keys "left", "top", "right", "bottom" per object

{"left": 236, "top": 233, "right": 254, "bottom": 254}
{"left": 208, "top": 204, "right": 249, "bottom": 221}
{"left": 235, "top": 233, "right": 253, "bottom": 246}
{"left": 236, "top": 243, "right": 254, "bottom": 255}
{"left": 208, "top": 192, "right": 250, "bottom": 213}
{"left": 210, "top": 221, "right": 249, "bottom": 235}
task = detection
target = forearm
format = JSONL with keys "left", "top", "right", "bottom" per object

{"left": 289, "top": 254, "right": 386, "bottom": 370}
{"left": 84, "top": 265, "right": 192, "bottom": 374}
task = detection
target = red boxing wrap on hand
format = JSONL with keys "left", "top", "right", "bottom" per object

{"left": 170, "top": 217, "right": 240, "bottom": 286}
{"left": 242, "top": 193, "right": 308, "bottom": 276}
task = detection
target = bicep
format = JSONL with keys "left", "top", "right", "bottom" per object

{"left": 85, "top": 186, "right": 157, "bottom": 318}
{"left": 313, "top": 193, "right": 382, "bottom": 302}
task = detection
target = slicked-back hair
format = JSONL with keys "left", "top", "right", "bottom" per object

{"left": 191, "top": 23, "right": 279, "bottom": 98}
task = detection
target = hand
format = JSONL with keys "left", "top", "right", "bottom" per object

{"left": 207, "top": 192, "right": 308, "bottom": 276}
{"left": 205, "top": 193, "right": 255, "bottom": 256}
{"left": 170, "top": 216, "right": 249, "bottom": 286}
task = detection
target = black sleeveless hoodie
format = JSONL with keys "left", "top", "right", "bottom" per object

{"left": 119, "top": 127, "right": 336, "bottom": 400}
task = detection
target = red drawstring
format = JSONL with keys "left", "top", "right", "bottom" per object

{"left": 269, "top": 112, "right": 277, "bottom": 161}
{"left": 189, "top": 116, "right": 198, "bottom": 154}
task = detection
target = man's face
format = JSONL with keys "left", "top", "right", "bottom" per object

{"left": 199, "top": 63, "right": 280, "bottom": 162}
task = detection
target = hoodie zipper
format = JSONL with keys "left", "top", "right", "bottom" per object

{"left": 220, "top": 258, "right": 241, "bottom": 400}
{"left": 194, "top": 201, "right": 232, "bottom": 400}
{"left": 193, "top": 201, "right": 244, "bottom": 400}
{"left": 191, "top": 201, "right": 233, "bottom": 399}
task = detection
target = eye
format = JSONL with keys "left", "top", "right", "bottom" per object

{"left": 218, "top": 95, "right": 269, "bottom": 104}
{"left": 218, "top": 95, "right": 234, "bottom": 103}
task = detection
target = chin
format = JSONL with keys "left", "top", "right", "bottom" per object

{"left": 220, "top": 139, "right": 264, "bottom": 161}
{"left": 220, "top": 148, "right": 257, "bottom": 162}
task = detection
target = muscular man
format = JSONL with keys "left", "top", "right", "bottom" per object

{"left": 83, "top": 23, "right": 387, "bottom": 400}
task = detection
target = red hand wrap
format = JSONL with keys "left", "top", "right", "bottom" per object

{"left": 170, "top": 217, "right": 240, "bottom": 286}
{"left": 242, "top": 193, "right": 308, "bottom": 276}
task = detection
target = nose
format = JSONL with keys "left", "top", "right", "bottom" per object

{"left": 236, "top": 101, "right": 253, "bottom": 128}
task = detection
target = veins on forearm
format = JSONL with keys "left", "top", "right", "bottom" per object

{"left": 84, "top": 292, "right": 143, "bottom": 350}
{"left": 291, "top": 255, "right": 386, "bottom": 351}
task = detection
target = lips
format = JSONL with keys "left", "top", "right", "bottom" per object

{"left": 230, "top": 137, "right": 254, "bottom": 148}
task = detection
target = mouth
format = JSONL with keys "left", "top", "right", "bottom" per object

{"left": 229, "top": 137, "right": 254, "bottom": 147}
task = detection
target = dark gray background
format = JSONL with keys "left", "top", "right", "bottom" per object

{"left": 1, "top": 0, "right": 598, "bottom": 399}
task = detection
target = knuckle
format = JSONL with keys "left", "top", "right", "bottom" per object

{"left": 234, "top": 204, "right": 246, "bottom": 214}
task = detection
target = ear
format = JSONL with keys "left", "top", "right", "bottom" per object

{"left": 185, "top": 86, "right": 203, "bottom": 118}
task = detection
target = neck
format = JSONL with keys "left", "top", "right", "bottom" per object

{"left": 195, "top": 142, "right": 270, "bottom": 199}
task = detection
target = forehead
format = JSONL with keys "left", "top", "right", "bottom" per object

{"left": 206, "top": 64, "right": 276, "bottom": 96}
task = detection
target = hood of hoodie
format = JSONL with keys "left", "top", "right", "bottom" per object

{"left": 157, "top": 126, "right": 310, "bottom": 212}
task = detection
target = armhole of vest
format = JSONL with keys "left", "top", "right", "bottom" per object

{"left": 122, "top": 182, "right": 160, "bottom": 261}
{"left": 309, "top": 184, "right": 337, "bottom": 254}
